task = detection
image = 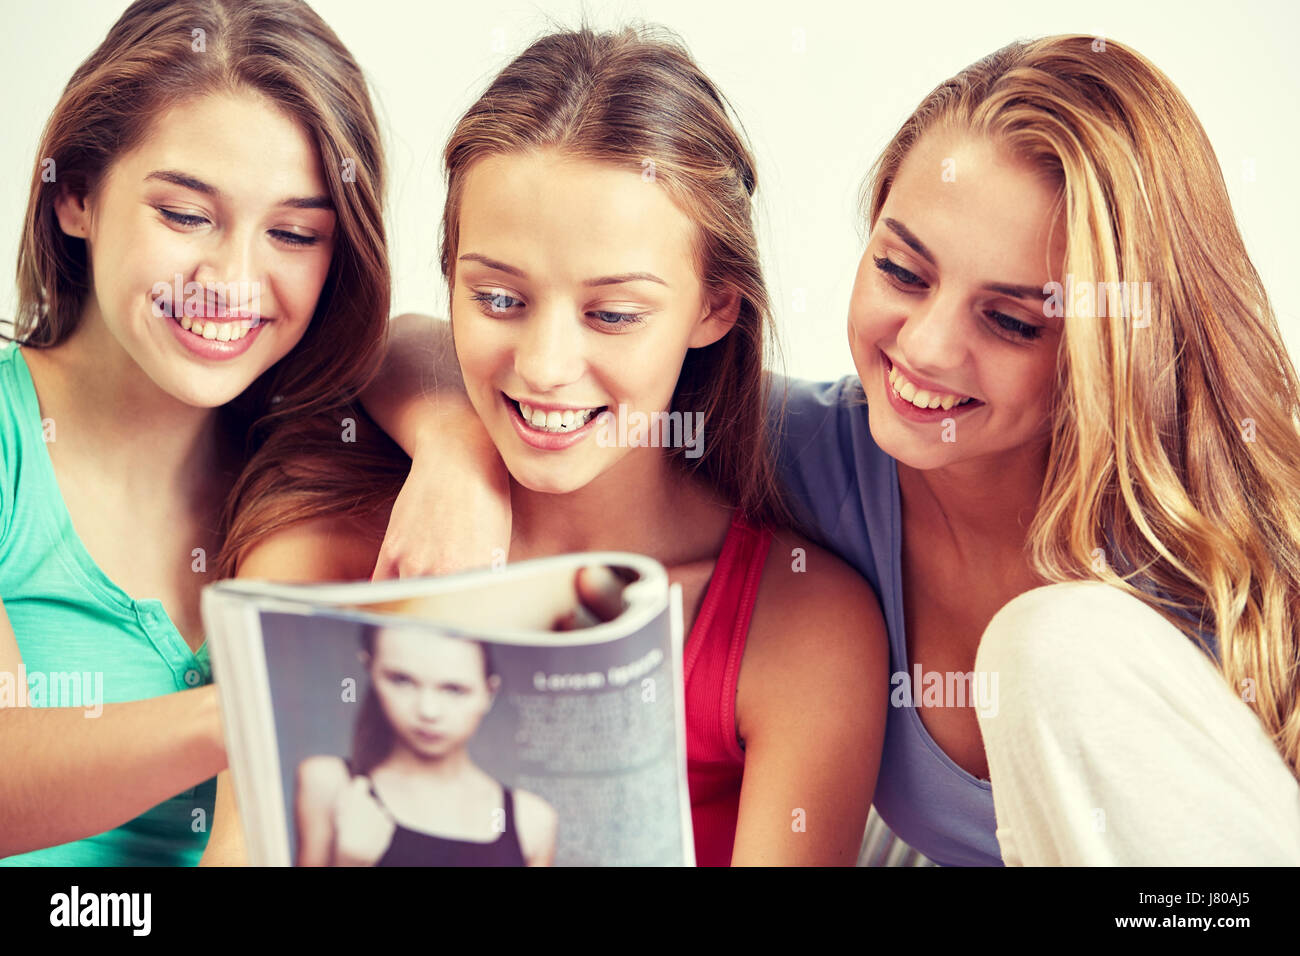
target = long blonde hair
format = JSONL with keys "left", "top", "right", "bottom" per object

{"left": 865, "top": 35, "right": 1300, "bottom": 778}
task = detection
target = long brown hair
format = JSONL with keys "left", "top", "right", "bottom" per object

{"left": 864, "top": 36, "right": 1300, "bottom": 778}
{"left": 219, "top": 22, "right": 799, "bottom": 577}
{"left": 10, "top": 0, "right": 390, "bottom": 569}
{"left": 441, "top": 24, "right": 791, "bottom": 527}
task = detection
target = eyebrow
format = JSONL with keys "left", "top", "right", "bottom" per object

{"left": 883, "top": 217, "right": 936, "bottom": 266}
{"left": 985, "top": 281, "right": 1052, "bottom": 301}
{"left": 883, "top": 217, "right": 1050, "bottom": 300}
{"left": 458, "top": 253, "right": 668, "bottom": 288}
{"left": 144, "top": 169, "right": 333, "bottom": 211}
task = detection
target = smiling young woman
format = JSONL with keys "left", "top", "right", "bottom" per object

{"left": 778, "top": 35, "right": 1300, "bottom": 864}
{"left": 213, "top": 24, "right": 890, "bottom": 868}
{"left": 364, "top": 34, "right": 1300, "bottom": 866}
{"left": 0, "top": 0, "right": 388, "bottom": 865}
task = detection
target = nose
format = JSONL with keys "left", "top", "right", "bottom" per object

{"left": 415, "top": 688, "right": 444, "bottom": 721}
{"left": 895, "top": 287, "right": 968, "bottom": 376}
{"left": 513, "top": 306, "right": 586, "bottom": 394}
{"left": 192, "top": 226, "right": 266, "bottom": 317}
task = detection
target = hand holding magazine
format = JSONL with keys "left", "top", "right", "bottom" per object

{"left": 202, "top": 554, "right": 691, "bottom": 866}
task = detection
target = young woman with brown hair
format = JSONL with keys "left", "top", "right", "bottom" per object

{"left": 209, "top": 25, "right": 889, "bottom": 867}
{"left": 0, "top": 0, "right": 389, "bottom": 865}
{"left": 374, "top": 35, "right": 1300, "bottom": 865}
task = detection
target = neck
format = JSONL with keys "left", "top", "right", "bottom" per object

{"left": 384, "top": 743, "right": 475, "bottom": 782}
{"left": 29, "top": 303, "right": 226, "bottom": 492}
{"left": 898, "top": 436, "right": 1050, "bottom": 558}
{"left": 510, "top": 447, "right": 709, "bottom": 562}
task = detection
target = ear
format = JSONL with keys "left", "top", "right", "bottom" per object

{"left": 53, "top": 184, "right": 92, "bottom": 239}
{"left": 687, "top": 287, "right": 741, "bottom": 349}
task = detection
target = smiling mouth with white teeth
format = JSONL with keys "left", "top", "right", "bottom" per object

{"left": 173, "top": 315, "right": 263, "bottom": 342}
{"left": 886, "top": 356, "right": 978, "bottom": 411}
{"left": 509, "top": 396, "right": 607, "bottom": 433}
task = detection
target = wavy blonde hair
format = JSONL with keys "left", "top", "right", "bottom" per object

{"left": 864, "top": 35, "right": 1300, "bottom": 778}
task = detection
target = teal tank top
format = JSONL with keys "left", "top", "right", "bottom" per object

{"left": 0, "top": 341, "right": 215, "bottom": 865}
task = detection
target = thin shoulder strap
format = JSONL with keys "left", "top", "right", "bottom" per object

{"left": 502, "top": 785, "right": 517, "bottom": 835}
{"left": 344, "top": 758, "right": 387, "bottom": 808}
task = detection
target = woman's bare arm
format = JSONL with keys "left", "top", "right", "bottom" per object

{"left": 360, "top": 313, "right": 465, "bottom": 455}
{"left": 359, "top": 313, "right": 511, "bottom": 578}
{"left": 0, "top": 598, "right": 225, "bottom": 859}
{"left": 514, "top": 790, "right": 559, "bottom": 867}
{"left": 197, "top": 770, "right": 246, "bottom": 866}
{"left": 295, "top": 756, "right": 347, "bottom": 866}
{"left": 729, "top": 534, "right": 889, "bottom": 866}
{"left": 199, "top": 516, "right": 382, "bottom": 866}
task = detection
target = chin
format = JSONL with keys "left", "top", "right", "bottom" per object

{"left": 402, "top": 735, "right": 456, "bottom": 757}
{"left": 865, "top": 407, "right": 954, "bottom": 471}
{"left": 890, "top": 447, "right": 964, "bottom": 472}
{"left": 161, "top": 372, "right": 255, "bottom": 410}
{"left": 493, "top": 429, "right": 610, "bottom": 495}
{"left": 504, "top": 461, "right": 591, "bottom": 496}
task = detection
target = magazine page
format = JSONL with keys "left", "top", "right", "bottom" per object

{"left": 205, "top": 553, "right": 693, "bottom": 867}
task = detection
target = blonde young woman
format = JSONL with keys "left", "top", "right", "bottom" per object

{"left": 369, "top": 35, "right": 1300, "bottom": 865}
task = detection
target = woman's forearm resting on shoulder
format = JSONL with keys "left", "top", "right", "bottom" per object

{"left": 361, "top": 313, "right": 513, "bottom": 578}
{"left": 360, "top": 313, "right": 468, "bottom": 456}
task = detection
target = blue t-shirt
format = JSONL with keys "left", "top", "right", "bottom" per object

{"left": 772, "top": 374, "right": 1221, "bottom": 866}
{"left": 773, "top": 375, "right": 1001, "bottom": 866}
{"left": 0, "top": 342, "right": 216, "bottom": 866}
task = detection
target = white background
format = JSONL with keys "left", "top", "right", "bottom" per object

{"left": 2, "top": 0, "right": 1297, "bottom": 381}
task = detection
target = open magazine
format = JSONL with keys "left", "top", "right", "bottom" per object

{"left": 201, "top": 553, "right": 692, "bottom": 866}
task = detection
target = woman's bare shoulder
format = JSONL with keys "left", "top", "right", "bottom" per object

{"left": 736, "top": 526, "right": 889, "bottom": 745}
{"left": 758, "top": 527, "right": 882, "bottom": 618}
{"left": 237, "top": 513, "right": 385, "bottom": 583}
{"left": 511, "top": 787, "right": 558, "bottom": 860}
{"left": 296, "top": 755, "right": 350, "bottom": 803}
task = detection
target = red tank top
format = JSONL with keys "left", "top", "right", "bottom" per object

{"left": 683, "top": 511, "right": 773, "bottom": 867}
